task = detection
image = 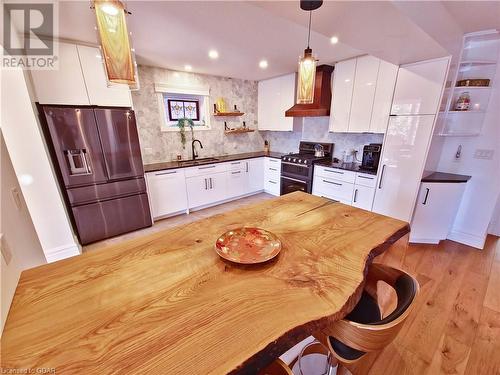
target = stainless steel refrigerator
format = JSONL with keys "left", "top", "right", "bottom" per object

{"left": 40, "top": 105, "right": 152, "bottom": 245}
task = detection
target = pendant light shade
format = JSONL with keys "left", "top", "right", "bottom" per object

{"left": 297, "top": 48, "right": 317, "bottom": 104}
{"left": 93, "top": 0, "right": 139, "bottom": 89}
{"left": 296, "top": 1, "right": 322, "bottom": 104}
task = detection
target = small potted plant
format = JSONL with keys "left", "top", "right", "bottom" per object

{"left": 177, "top": 118, "right": 195, "bottom": 149}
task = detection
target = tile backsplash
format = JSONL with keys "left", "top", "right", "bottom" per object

{"left": 132, "top": 65, "right": 264, "bottom": 164}
{"left": 132, "top": 65, "right": 384, "bottom": 165}
{"left": 262, "top": 117, "right": 384, "bottom": 161}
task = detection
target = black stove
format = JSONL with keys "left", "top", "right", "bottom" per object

{"left": 280, "top": 141, "right": 334, "bottom": 195}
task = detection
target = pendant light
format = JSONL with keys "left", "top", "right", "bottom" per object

{"left": 296, "top": 0, "right": 322, "bottom": 104}
{"left": 93, "top": 0, "right": 139, "bottom": 89}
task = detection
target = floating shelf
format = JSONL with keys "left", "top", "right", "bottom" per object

{"left": 454, "top": 86, "right": 491, "bottom": 90}
{"left": 224, "top": 128, "right": 254, "bottom": 134}
{"left": 438, "top": 132, "right": 481, "bottom": 137}
{"left": 447, "top": 110, "right": 486, "bottom": 114}
{"left": 214, "top": 111, "right": 245, "bottom": 117}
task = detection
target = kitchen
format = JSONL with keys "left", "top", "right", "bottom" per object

{"left": 1, "top": 1, "right": 500, "bottom": 374}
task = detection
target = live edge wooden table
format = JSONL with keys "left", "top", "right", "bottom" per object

{"left": 1, "top": 192, "right": 409, "bottom": 375}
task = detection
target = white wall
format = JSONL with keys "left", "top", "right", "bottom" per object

{"left": 434, "top": 57, "right": 500, "bottom": 249}
{"left": 0, "top": 48, "right": 80, "bottom": 262}
{"left": 0, "top": 133, "right": 47, "bottom": 333}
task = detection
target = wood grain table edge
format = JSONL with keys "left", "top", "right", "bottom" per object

{"left": 229, "top": 224, "right": 411, "bottom": 375}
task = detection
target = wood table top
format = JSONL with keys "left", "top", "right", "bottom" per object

{"left": 1, "top": 192, "right": 409, "bottom": 374}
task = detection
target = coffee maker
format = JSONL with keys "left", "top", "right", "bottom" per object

{"left": 361, "top": 143, "right": 382, "bottom": 171}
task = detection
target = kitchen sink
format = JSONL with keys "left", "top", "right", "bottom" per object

{"left": 178, "top": 157, "right": 219, "bottom": 166}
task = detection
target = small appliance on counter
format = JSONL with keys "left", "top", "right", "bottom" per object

{"left": 280, "top": 141, "right": 333, "bottom": 195}
{"left": 361, "top": 143, "right": 382, "bottom": 171}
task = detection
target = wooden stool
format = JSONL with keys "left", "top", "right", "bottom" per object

{"left": 316, "top": 263, "right": 419, "bottom": 372}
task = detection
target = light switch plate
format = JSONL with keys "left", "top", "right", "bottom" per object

{"left": 473, "top": 149, "right": 494, "bottom": 160}
{"left": 0, "top": 234, "right": 13, "bottom": 265}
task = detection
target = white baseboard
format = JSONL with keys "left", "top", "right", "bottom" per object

{"left": 447, "top": 229, "right": 486, "bottom": 250}
{"left": 44, "top": 243, "right": 81, "bottom": 263}
{"left": 409, "top": 237, "right": 440, "bottom": 245}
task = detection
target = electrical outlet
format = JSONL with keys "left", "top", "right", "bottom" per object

{"left": 0, "top": 234, "right": 13, "bottom": 265}
{"left": 473, "top": 149, "right": 494, "bottom": 160}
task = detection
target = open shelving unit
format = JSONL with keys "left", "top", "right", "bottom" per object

{"left": 213, "top": 111, "right": 245, "bottom": 117}
{"left": 437, "top": 29, "right": 499, "bottom": 137}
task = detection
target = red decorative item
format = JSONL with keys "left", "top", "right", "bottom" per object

{"left": 215, "top": 227, "right": 281, "bottom": 264}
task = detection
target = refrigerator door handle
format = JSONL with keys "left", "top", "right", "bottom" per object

{"left": 66, "top": 149, "right": 91, "bottom": 175}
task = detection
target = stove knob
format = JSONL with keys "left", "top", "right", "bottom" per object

{"left": 293, "top": 158, "right": 297, "bottom": 162}
{"left": 303, "top": 159, "right": 308, "bottom": 164}
{"left": 297, "top": 159, "right": 302, "bottom": 163}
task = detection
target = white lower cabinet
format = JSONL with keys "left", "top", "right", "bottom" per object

{"left": 146, "top": 169, "right": 188, "bottom": 219}
{"left": 352, "top": 184, "right": 376, "bottom": 210}
{"left": 312, "top": 166, "right": 376, "bottom": 209}
{"left": 409, "top": 182, "right": 466, "bottom": 244}
{"left": 247, "top": 158, "right": 265, "bottom": 193}
{"left": 186, "top": 172, "right": 227, "bottom": 209}
{"left": 147, "top": 157, "right": 275, "bottom": 219}
{"left": 264, "top": 157, "right": 281, "bottom": 196}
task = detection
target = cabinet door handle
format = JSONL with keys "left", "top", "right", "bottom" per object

{"left": 354, "top": 189, "right": 358, "bottom": 202}
{"left": 357, "top": 175, "right": 373, "bottom": 180}
{"left": 231, "top": 161, "right": 241, "bottom": 165}
{"left": 423, "top": 188, "right": 430, "bottom": 205}
{"left": 269, "top": 168, "right": 278, "bottom": 171}
{"left": 326, "top": 169, "right": 344, "bottom": 174}
{"left": 268, "top": 180, "right": 277, "bottom": 184}
{"left": 199, "top": 165, "right": 216, "bottom": 170}
{"left": 204, "top": 178, "right": 208, "bottom": 190}
{"left": 209, "top": 177, "right": 213, "bottom": 189}
{"left": 155, "top": 170, "right": 177, "bottom": 176}
{"left": 378, "top": 165, "right": 386, "bottom": 189}
{"left": 246, "top": 162, "right": 249, "bottom": 173}
{"left": 323, "top": 179, "right": 342, "bottom": 186}
{"left": 231, "top": 171, "right": 241, "bottom": 174}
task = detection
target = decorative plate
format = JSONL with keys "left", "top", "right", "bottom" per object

{"left": 214, "top": 227, "right": 281, "bottom": 264}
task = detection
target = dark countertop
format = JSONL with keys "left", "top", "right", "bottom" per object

{"left": 314, "top": 161, "right": 378, "bottom": 175}
{"left": 144, "top": 151, "right": 284, "bottom": 173}
{"left": 421, "top": 171, "right": 471, "bottom": 183}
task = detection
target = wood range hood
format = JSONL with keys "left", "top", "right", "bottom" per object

{"left": 285, "top": 64, "right": 334, "bottom": 117}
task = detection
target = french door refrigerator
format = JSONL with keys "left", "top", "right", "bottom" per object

{"left": 40, "top": 105, "right": 152, "bottom": 245}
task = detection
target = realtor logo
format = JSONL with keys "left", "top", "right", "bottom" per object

{"left": 2, "top": 2, "right": 58, "bottom": 69}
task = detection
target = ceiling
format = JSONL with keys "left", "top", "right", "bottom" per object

{"left": 55, "top": 1, "right": 500, "bottom": 81}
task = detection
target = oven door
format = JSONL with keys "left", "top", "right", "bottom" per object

{"left": 280, "top": 175, "right": 311, "bottom": 195}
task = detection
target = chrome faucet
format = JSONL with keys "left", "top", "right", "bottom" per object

{"left": 191, "top": 139, "right": 203, "bottom": 159}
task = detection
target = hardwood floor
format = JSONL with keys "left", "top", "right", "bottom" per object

{"left": 83, "top": 193, "right": 500, "bottom": 375}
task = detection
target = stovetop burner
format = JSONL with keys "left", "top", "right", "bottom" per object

{"left": 281, "top": 141, "right": 334, "bottom": 165}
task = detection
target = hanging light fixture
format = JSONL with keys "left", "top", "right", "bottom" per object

{"left": 93, "top": 0, "right": 139, "bottom": 89}
{"left": 296, "top": 0, "right": 322, "bottom": 104}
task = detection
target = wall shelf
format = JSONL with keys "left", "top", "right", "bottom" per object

{"left": 224, "top": 128, "right": 254, "bottom": 134}
{"left": 214, "top": 111, "right": 245, "bottom": 117}
{"left": 437, "top": 29, "right": 499, "bottom": 137}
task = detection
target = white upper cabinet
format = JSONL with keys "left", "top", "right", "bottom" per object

{"left": 348, "top": 56, "right": 380, "bottom": 133}
{"left": 391, "top": 58, "right": 450, "bottom": 115}
{"left": 258, "top": 73, "right": 295, "bottom": 131}
{"left": 370, "top": 60, "right": 398, "bottom": 133}
{"left": 30, "top": 42, "right": 90, "bottom": 105}
{"left": 329, "top": 56, "right": 397, "bottom": 133}
{"left": 77, "top": 45, "right": 133, "bottom": 107}
{"left": 329, "top": 58, "right": 356, "bottom": 132}
{"left": 30, "top": 41, "right": 132, "bottom": 107}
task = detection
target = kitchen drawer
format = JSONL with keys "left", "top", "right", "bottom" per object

{"left": 227, "top": 160, "right": 248, "bottom": 171}
{"left": 313, "top": 177, "right": 354, "bottom": 203}
{"left": 264, "top": 179, "right": 280, "bottom": 196}
{"left": 355, "top": 173, "right": 377, "bottom": 188}
{"left": 264, "top": 157, "right": 281, "bottom": 168}
{"left": 185, "top": 162, "right": 228, "bottom": 177}
{"left": 314, "top": 166, "right": 356, "bottom": 183}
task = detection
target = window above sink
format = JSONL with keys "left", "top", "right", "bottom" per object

{"left": 154, "top": 83, "right": 211, "bottom": 132}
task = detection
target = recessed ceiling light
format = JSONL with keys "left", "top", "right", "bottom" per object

{"left": 259, "top": 60, "right": 268, "bottom": 69}
{"left": 184, "top": 65, "right": 192, "bottom": 71}
{"left": 208, "top": 50, "right": 219, "bottom": 59}
{"left": 330, "top": 36, "right": 339, "bottom": 44}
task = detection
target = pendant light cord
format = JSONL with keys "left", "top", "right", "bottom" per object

{"left": 307, "top": 10, "right": 312, "bottom": 48}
